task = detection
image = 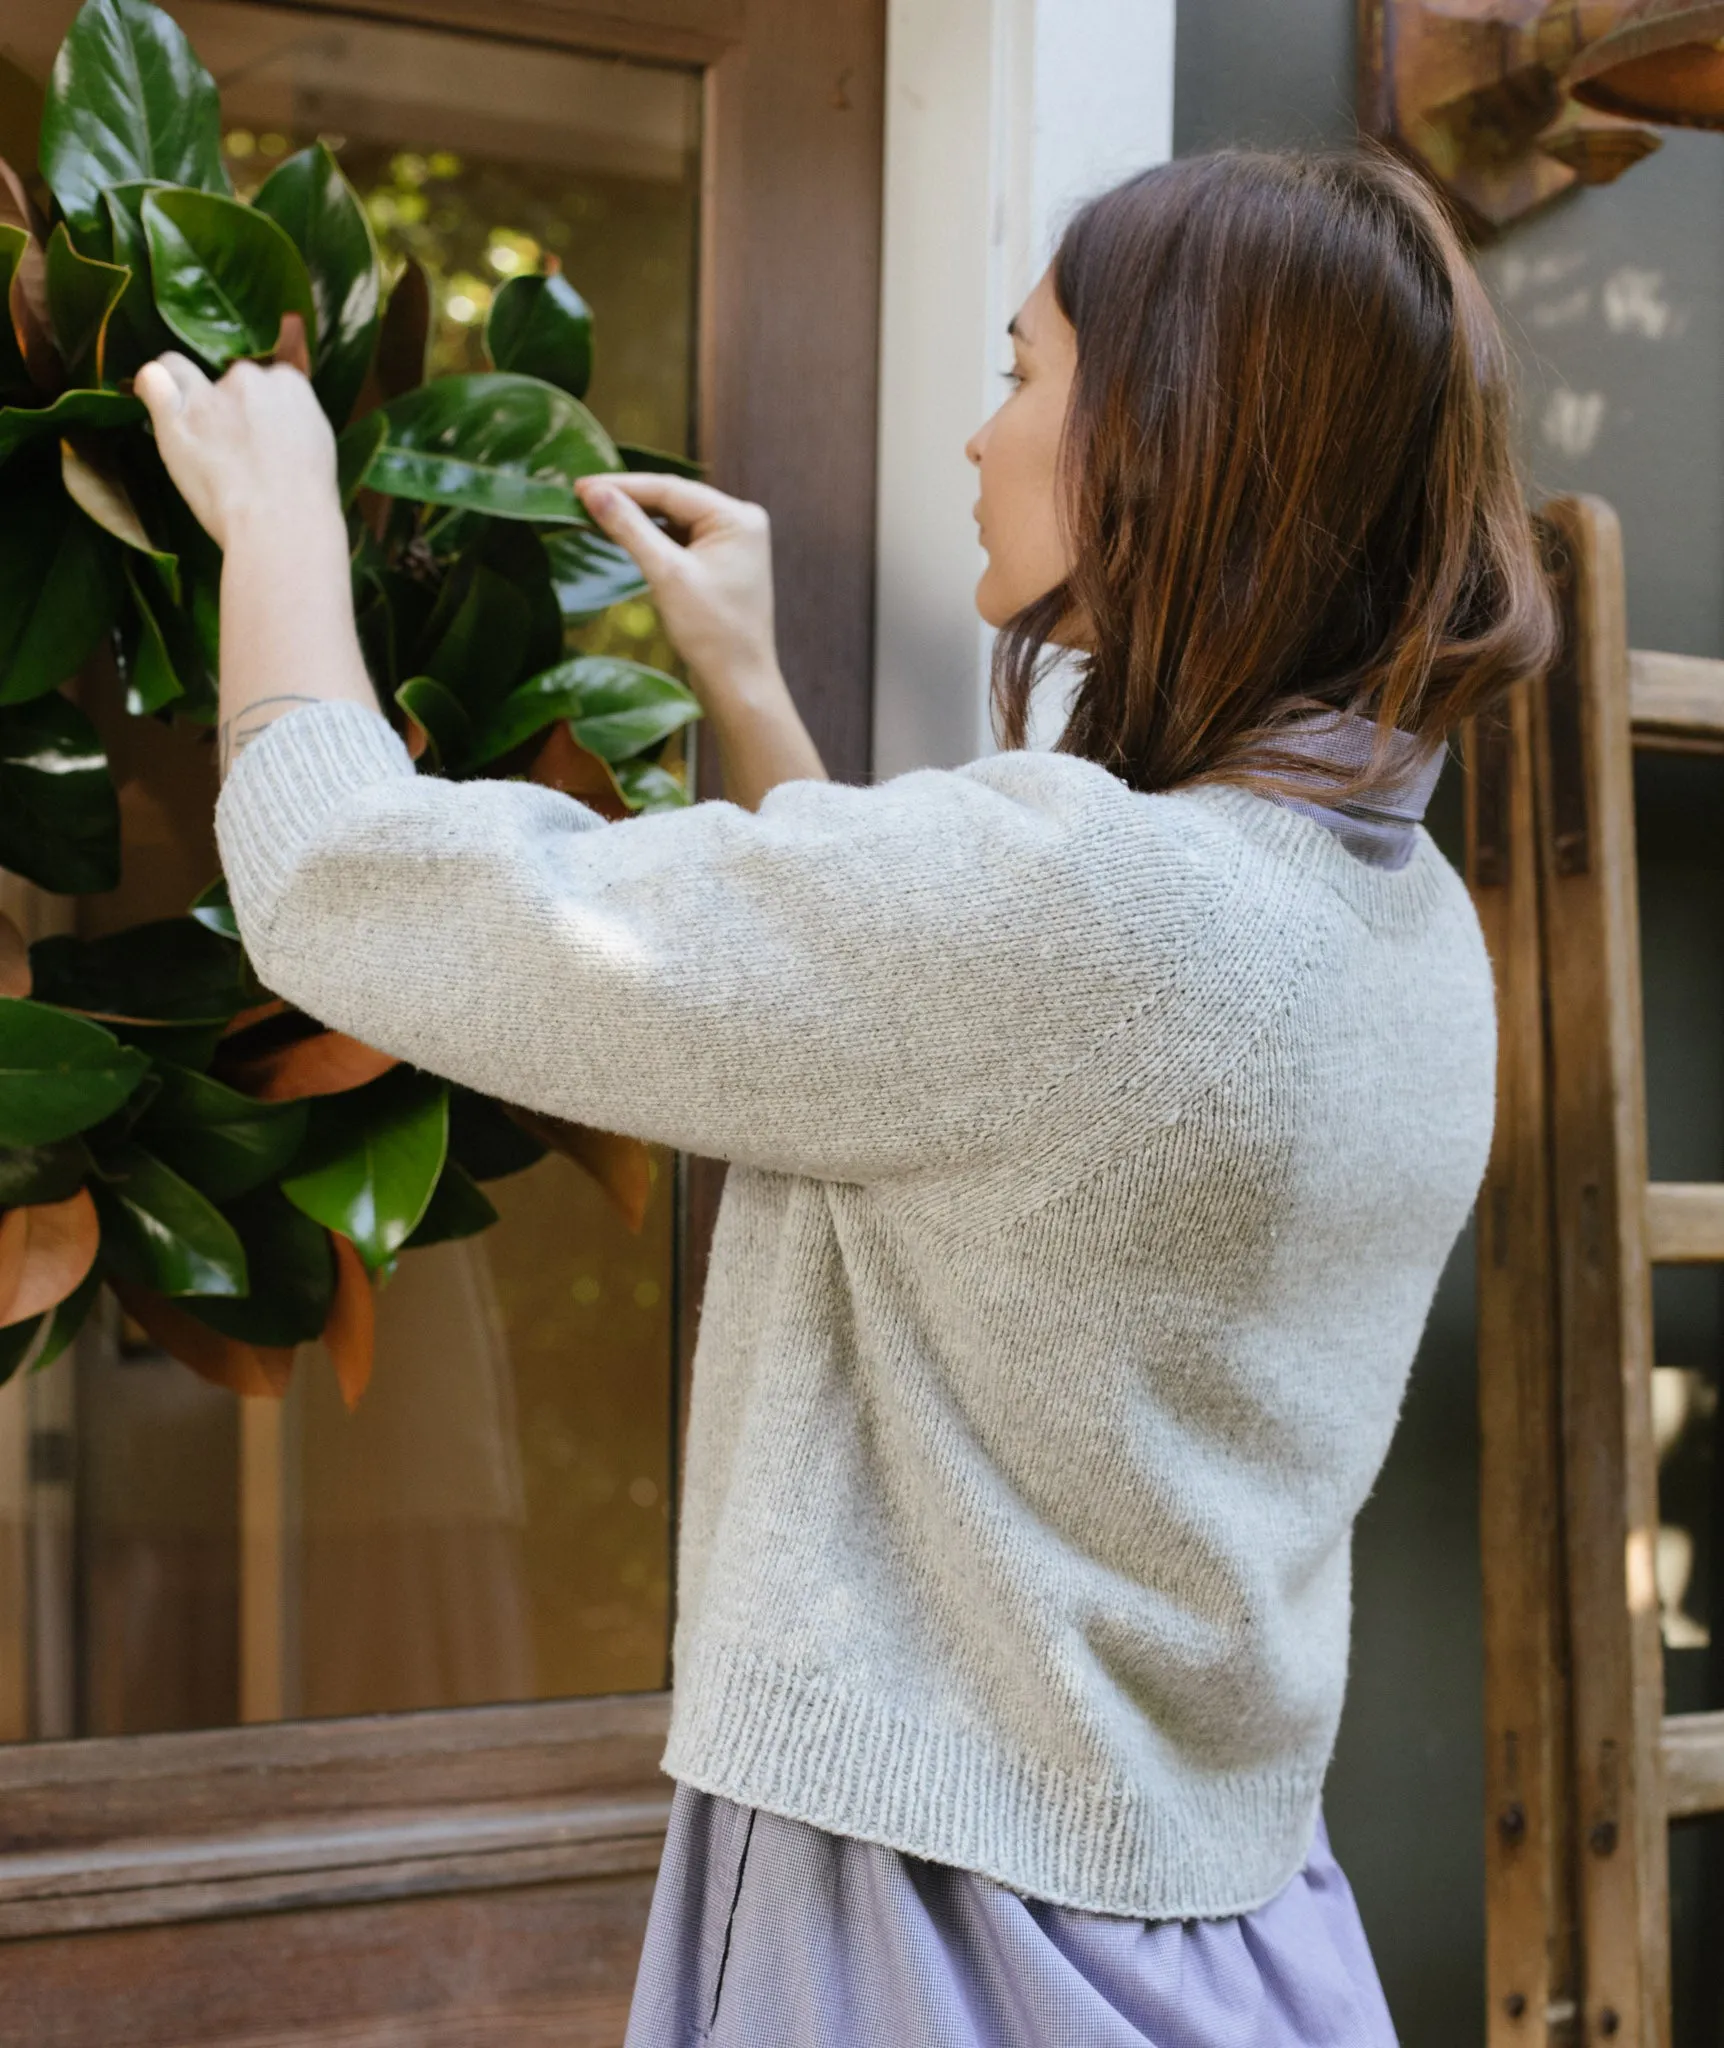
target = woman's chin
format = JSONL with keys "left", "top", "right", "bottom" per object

{"left": 973, "top": 570, "right": 1014, "bottom": 630}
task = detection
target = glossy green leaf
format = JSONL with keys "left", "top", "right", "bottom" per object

{"left": 132, "top": 1060, "right": 308, "bottom": 1202}
{"left": 401, "top": 1155, "right": 498, "bottom": 1250}
{"left": 538, "top": 523, "right": 647, "bottom": 618}
{"left": 98, "top": 180, "right": 176, "bottom": 372}
{"left": 30, "top": 916, "right": 251, "bottom": 1027}
{"left": 474, "top": 519, "right": 562, "bottom": 676}
{"left": 613, "top": 757, "right": 691, "bottom": 812}
{"left": 446, "top": 1083, "right": 547, "bottom": 1182}
{"left": 149, "top": 475, "right": 221, "bottom": 711}
{"left": 470, "top": 655, "right": 699, "bottom": 768}
{"left": 92, "top": 1138, "right": 249, "bottom": 1297}
{"left": 279, "top": 1065, "right": 448, "bottom": 1274}
{"left": 178, "top": 1184, "right": 333, "bottom": 1345}
{"left": 485, "top": 272, "right": 592, "bottom": 399}
{"left": 0, "top": 387, "right": 143, "bottom": 470}
{"left": 40, "top": 0, "right": 228, "bottom": 234}
{"left": 120, "top": 557, "right": 186, "bottom": 714}
{"left": 371, "top": 256, "right": 428, "bottom": 400}
{"left": 142, "top": 187, "right": 317, "bottom": 369}
{"left": 0, "top": 691, "right": 121, "bottom": 893}
{"left": 565, "top": 659, "right": 701, "bottom": 762}
{"left": 0, "top": 997, "right": 148, "bottom": 1147}
{"left": 615, "top": 442, "right": 704, "bottom": 479}
{"left": 187, "top": 876, "right": 238, "bottom": 941}
{"left": 393, "top": 675, "right": 470, "bottom": 774}
{"left": 43, "top": 222, "right": 128, "bottom": 381}
{"left": 254, "top": 143, "right": 381, "bottom": 428}
{"left": 368, "top": 372, "right": 620, "bottom": 522}
{"left": 0, "top": 472, "right": 116, "bottom": 704}
{"left": 0, "top": 1135, "right": 93, "bottom": 1206}
{"left": 337, "top": 407, "right": 386, "bottom": 508}
{"left": 0, "top": 1260, "right": 99, "bottom": 1390}
{"left": 421, "top": 562, "right": 531, "bottom": 719}
{"left": 0, "top": 223, "right": 35, "bottom": 397}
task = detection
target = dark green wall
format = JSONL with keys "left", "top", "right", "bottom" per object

{"left": 1176, "top": 9, "right": 1724, "bottom": 2045}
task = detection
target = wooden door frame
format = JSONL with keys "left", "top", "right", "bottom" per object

{"left": 0, "top": 0, "right": 883, "bottom": 1957}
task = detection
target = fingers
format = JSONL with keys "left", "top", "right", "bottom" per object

{"left": 135, "top": 351, "right": 208, "bottom": 423}
{"left": 577, "top": 477, "right": 687, "bottom": 581}
{"left": 582, "top": 469, "right": 745, "bottom": 534}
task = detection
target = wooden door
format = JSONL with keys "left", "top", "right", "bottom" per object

{"left": 0, "top": 0, "right": 883, "bottom": 2038}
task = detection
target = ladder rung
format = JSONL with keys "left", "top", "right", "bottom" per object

{"left": 1630, "top": 648, "right": 1724, "bottom": 747}
{"left": 1662, "top": 1712, "right": 1724, "bottom": 1819}
{"left": 1645, "top": 1182, "right": 1724, "bottom": 1263}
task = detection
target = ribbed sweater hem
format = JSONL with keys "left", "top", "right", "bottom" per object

{"left": 661, "top": 1638, "right": 1326, "bottom": 1921}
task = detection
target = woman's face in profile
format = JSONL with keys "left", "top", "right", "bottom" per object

{"left": 965, "top": 263, "right": 1079, "bottom": 630}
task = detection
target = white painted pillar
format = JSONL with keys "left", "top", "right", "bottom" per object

{"left": 871, "top": 0, "right": 1176, "bottom": 778}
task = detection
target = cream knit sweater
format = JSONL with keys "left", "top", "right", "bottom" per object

{"left": 214, "top": 698, "right": 1495, "bottom": 1919}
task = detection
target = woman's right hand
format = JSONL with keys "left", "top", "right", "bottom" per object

{"left": 574, "top": 472, "right": 781, "bottom": 708}
{"left": 573, "top": 470, "right": 827, "bottom": 809}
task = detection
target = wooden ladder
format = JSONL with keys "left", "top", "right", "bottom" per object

{"left": 1470, "top": 494, "right": 1724, "bottom": 2048}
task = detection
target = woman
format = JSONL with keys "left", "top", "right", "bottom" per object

{"left": 137, "top": 146, "right": 1555, "bottom": 2045}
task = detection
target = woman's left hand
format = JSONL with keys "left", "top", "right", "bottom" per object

{"left": 134, "top": 351, "right": 339, "bottom": 552}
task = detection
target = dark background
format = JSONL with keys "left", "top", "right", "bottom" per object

{"left": 1176, "top": 7, "right": 1724, "bottom": 2041}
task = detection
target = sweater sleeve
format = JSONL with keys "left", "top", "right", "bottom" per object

{"left": 212, "top": 698, "right": 1163, "bottom": 1182}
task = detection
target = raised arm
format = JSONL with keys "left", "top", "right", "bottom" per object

{"left": 212, "top": 701, "right": 1165, "bottom": 1184}
{"left": 134, "top": 352, "right": 827, "bottom": 809}
{"left": 133, "top": 354, "right": 379, "bottom": 780}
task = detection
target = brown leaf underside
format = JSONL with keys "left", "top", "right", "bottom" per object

{"left": 224, "top": 1029, "right": 398, "bottom": 1101}
{"left": 529, "top": 720, "right": 631, "bottom": 821}
{"left": 109, "top": 1275, "right": 296, "bottom": 1399}
{"left": 0, "top": 910, "right": 30, "bottom": 998}
{"left": 505, "top": 1104, "right": 651, "bottom": 1233}
{"left": 323, "top": 1229, "right": 375, "bottom": 1410}
{"left": 0, "top": 157, "right": 57, "bottom": 393}
{"left": 0, "top": 1188, "right": 99, "bottom": 1328}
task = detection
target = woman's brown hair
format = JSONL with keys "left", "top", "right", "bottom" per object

{"left": 992, "top": 145, "right": 1557, "bottom": 801}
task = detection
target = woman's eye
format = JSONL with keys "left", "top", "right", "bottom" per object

{"left": 1000, "top": 367, "right": 1025, "bottom": 390}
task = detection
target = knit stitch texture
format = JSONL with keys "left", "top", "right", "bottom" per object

{"left": 213, "top": 698, "right": 1496, "bottom": 1919}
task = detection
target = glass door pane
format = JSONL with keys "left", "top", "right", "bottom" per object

{"left": 0, "top": 0, "right": 701, "bottom": 1735}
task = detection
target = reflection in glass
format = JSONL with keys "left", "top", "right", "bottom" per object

{"left": 0, "top": 0, "right": 699, "bottom": 1738}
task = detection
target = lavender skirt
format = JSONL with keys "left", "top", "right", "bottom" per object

{"left": 622, "top": 1784, "right": 1399, "bottom": 2047}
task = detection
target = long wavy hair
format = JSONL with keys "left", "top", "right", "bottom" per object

{"left": 991, "top": 146, "right": 1557, "bottom": 802}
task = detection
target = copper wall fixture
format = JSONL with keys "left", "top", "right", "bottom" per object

{"left": 1358, "top": 1, "right": 1724, "bottom": 229}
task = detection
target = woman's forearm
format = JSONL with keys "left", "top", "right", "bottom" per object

{"left": 216, "top": 495, "right": 382, "bottom": 785}
{"left": 702, "top": 663, "right": 828, "bottom": 811}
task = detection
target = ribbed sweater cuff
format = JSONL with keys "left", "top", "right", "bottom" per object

{"left": 214, "top": 699, "right": 417, "bottom": 929}
{"left": 662, "top": 1638, "right": 1326, "bottom": 1921}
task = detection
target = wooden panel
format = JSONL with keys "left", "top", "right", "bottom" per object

{"left": 1535, "top": 496, "right": 1671, "bottom": 2048}
{"left": 1660, "top": 1712, "right": 1724, "bottom": 1822}
{"left": 1628, "top": 648, "right": 1724, "bottom": 748}
{"left": 699, "top": 0, "right": 886, "bottom": 783}
{"left": 0, "top": 1871, "right": 655, "bottom": 2047}
{"left": 1466, "top": 691, "right": 1578, "bottom": 2046}
{"left": 271, "top": 0, "right": 742, "bottom": 64}
{"left": 1644, "top": 1182, "right": 1724, "bottom": 1264}
{"left": 0, "top": 1796, "right": 669, "bottom": 1937}
{"left": 0, "top": 1694, "right": 671, "bottom": 1940}
{"left": 0, "top": 1693, "right": 669, "bottom": 1847}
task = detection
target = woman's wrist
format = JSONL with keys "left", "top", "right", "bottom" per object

{"left": 221, "top": 480, "right": 346, "bottom": 560}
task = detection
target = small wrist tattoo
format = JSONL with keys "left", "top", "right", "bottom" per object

{"left": 219, "top": 695, "right": 323, "bottom": 780}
